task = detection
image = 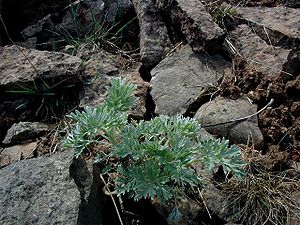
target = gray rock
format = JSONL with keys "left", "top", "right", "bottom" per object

{"left": 132, "top": 0, "right": 171, "bottom": 68}
{"left": 78, "top": 49, "right": 149, "bottom": 119}
{"left": 235, "top": 6, "right": 300, "bottom": 49}
{"left": 227, "top": 25, "right": 295, "bottom": 78}
{"left": 156, "top": 0, "right": 225, "bottom": 52}
{"left": 3, "top": 122, "right": 49, "bottom": 145}
{"left": 0, "top": 151, "right": 80, "bottom": 225}
{"left": 103, "top": 0, "right": 132, "bottom": 23}
{"left": 0, "top": 150, "right": 105, "bottom": 225}
{"left": 194, "top": 96, "right": 264, "bottom": 148}
{"left": 0, "top": 45, "right": 82, "bottom": 86}
{"left": 150, "top": 44, "right": 230, "bottom": 116}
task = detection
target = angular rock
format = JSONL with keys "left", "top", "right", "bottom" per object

{"left": 194, "top": 96, "right": 264, "bottom": 148}
{"left": 132, "top": 0, "right": 171, "bottom": 68}
{"left": 78, "top": 49, "right": 149, "bottom": 119}
{"left": 0, "top": 142, "right": 37, "bottom": 168}
{"left": 3, "top": 122, "right": 49, "bottom": 145}
{"left": 0, "top": 151, "right": 80, "bottom": 225}
{"left": 156, "top": 0, "right": 225, "bottom": 52}
{"left": 150, "top": 45, "right": 230, "bottom": 116}
{"left": 228, "top": 25, "right": 296, "bottom": 78}
{"left": 235, "top": 6, "right": 300, "bottom": 48}
{"left": 0, "top": 45, "right": 82, "bottom": 86}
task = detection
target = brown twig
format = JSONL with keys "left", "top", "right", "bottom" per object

{"left": 99, "top": 174, "right": 124, "bottom": 225}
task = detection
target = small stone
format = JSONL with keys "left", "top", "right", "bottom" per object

{"left": 194, "top": 96, "right": 264, "bottom": 148}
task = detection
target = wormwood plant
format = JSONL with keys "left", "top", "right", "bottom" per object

{"left": 64, "top": 77, "right": 246, "bottom": 202}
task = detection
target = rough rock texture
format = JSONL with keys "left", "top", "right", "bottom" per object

{"left": 235, "top": 6, "right": 300, "bottom": 48}
{"left": 0, "top": 142, "right": 37, "bottom": 168}
{"left": 103, "top": 0, "right": 133, "bottom": 23}
{"left": 0, "top": 151, "right": 80, "bottom": 225}
{"left": 78, "top": 49, "right": 149, "bottom": 119}
{"left": 150, "top": 44, "right": 230, "bottom": 116}
{"left": 156, "top": 0, "right": 225, "bottom": 52}
{"left": 228, "top": 25, "right": 296, "bottom": 78}
{"left": 0, "top": 45, "right": 82, "bottom": 86}
{"left": 3, "top": 122, "right": 49, "bottom": 145}
{"left": 0, "top": 150, "right": 105, "bottom": 225}
{"left": 132, "top": 0, "right": 171, "bottom": 69}
{"left": 195, "top": 96, "right": 264, "bottom": 148}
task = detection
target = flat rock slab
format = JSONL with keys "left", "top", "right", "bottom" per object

{"left": 228, "top": 25, "right": 294, "bottom": 77}
{"left": 132, "top": 0, "right": 171, "bottom": 68}
{"left": 150, "top": 45, "right": 230, "bottom": 116}
{"left": 156, "top": 0, "right": 225, "bottom": 51}
{"left": 0, "top": 151, "right": 80, "bottom": 225}
{"left": 0, "top": 45, "right": 82, "bottom": 86}
{"left": 3, "top": 122, "right": 49, "bottom": 145}
{"left": 194, "top": 96, "right": 263, "bottom": 148}
{"left": 236, "top": 6, "right": 300, "bottom": 48}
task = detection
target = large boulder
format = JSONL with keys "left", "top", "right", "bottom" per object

{"left": 155, "top": 0, "right": 225, "bottom": 52}
{"left": 0, "top": 45, "right": 82, "bottom": 122}
{"left": 0, "top": 151, "right": 80, "bottom": 225}
{"left": 150, "top": 44, "right": 230, "bottom": 116}
{"left": 0, "top": 45, "right": 82, "bottom": 86}
{"left": 132, "top": 0, "right": 171, "bottom": 69}
{"left": 0, "top": 150, "right": 104, "bottom": 225}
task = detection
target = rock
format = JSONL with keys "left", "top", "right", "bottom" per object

{"left": 3, "top": 122, "right": 49, "bottom": 145}
{"left": 235, "top": 6, "right": 300, "bottom": 48}
{"left": 78, "top": 49, "right": 149, "bottom": 119}
{"left": 0, "top": 45, "right": 82, "bottom": 120}
{"left": 132, "top": 0, "right": 171, "bottom": 69}
{"left": 228, "top": 25, "right": 296, "bottom": 78}
{"left": 202, "top": 183, "right": 246, "bottom": 224}
{"left": 0, "top": 150, "right": 105, "bottom": 225}
{"left": 103, "top": 0, "right": 133, "bottom": 23}
{"left": 0, "top": 142, "right": 37, "bottom": 168}
{"left": 0, "top": 151, "right": 80, "bottom": 225}
{"left": 150, "top": 44, "right": 230, "bottom": 116}
{"left": 194, "top": 96, "right": 264, "bottom": 148}
{"left": 0, "top": 45, "right": 82, "bottom": 86}
{"left": 156, "top": 0, "right": 225, "bottom": 52}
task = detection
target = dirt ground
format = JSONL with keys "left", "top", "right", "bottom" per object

{"left": 220, "top": 57, "right": 300, "bottom": 169}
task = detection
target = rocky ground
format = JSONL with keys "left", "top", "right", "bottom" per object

{"left": 0, "top": 0, "right": 300, "bottom": 224}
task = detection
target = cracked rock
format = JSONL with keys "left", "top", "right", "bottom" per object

{"left": 156, "top": 0, "right": 225, "bottom": 52}
{"left": 150, "top": 44, "right": 230, "bottom": 116}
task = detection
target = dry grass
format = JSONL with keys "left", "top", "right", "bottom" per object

{"left": 222, "top": 166, "right": 300, "bottom": 225}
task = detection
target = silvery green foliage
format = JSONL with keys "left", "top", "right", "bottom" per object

{"left": 112, "top": 116, "right": 203, "bottom": 201}
{"left": 64, "top": 77, "right": 135, "bottom": 158}
{"left": 64, "top": 77, "right": 246, "bottom": 202}
{"left": 200, "top": 138, "right": 247, "bottom": 179}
